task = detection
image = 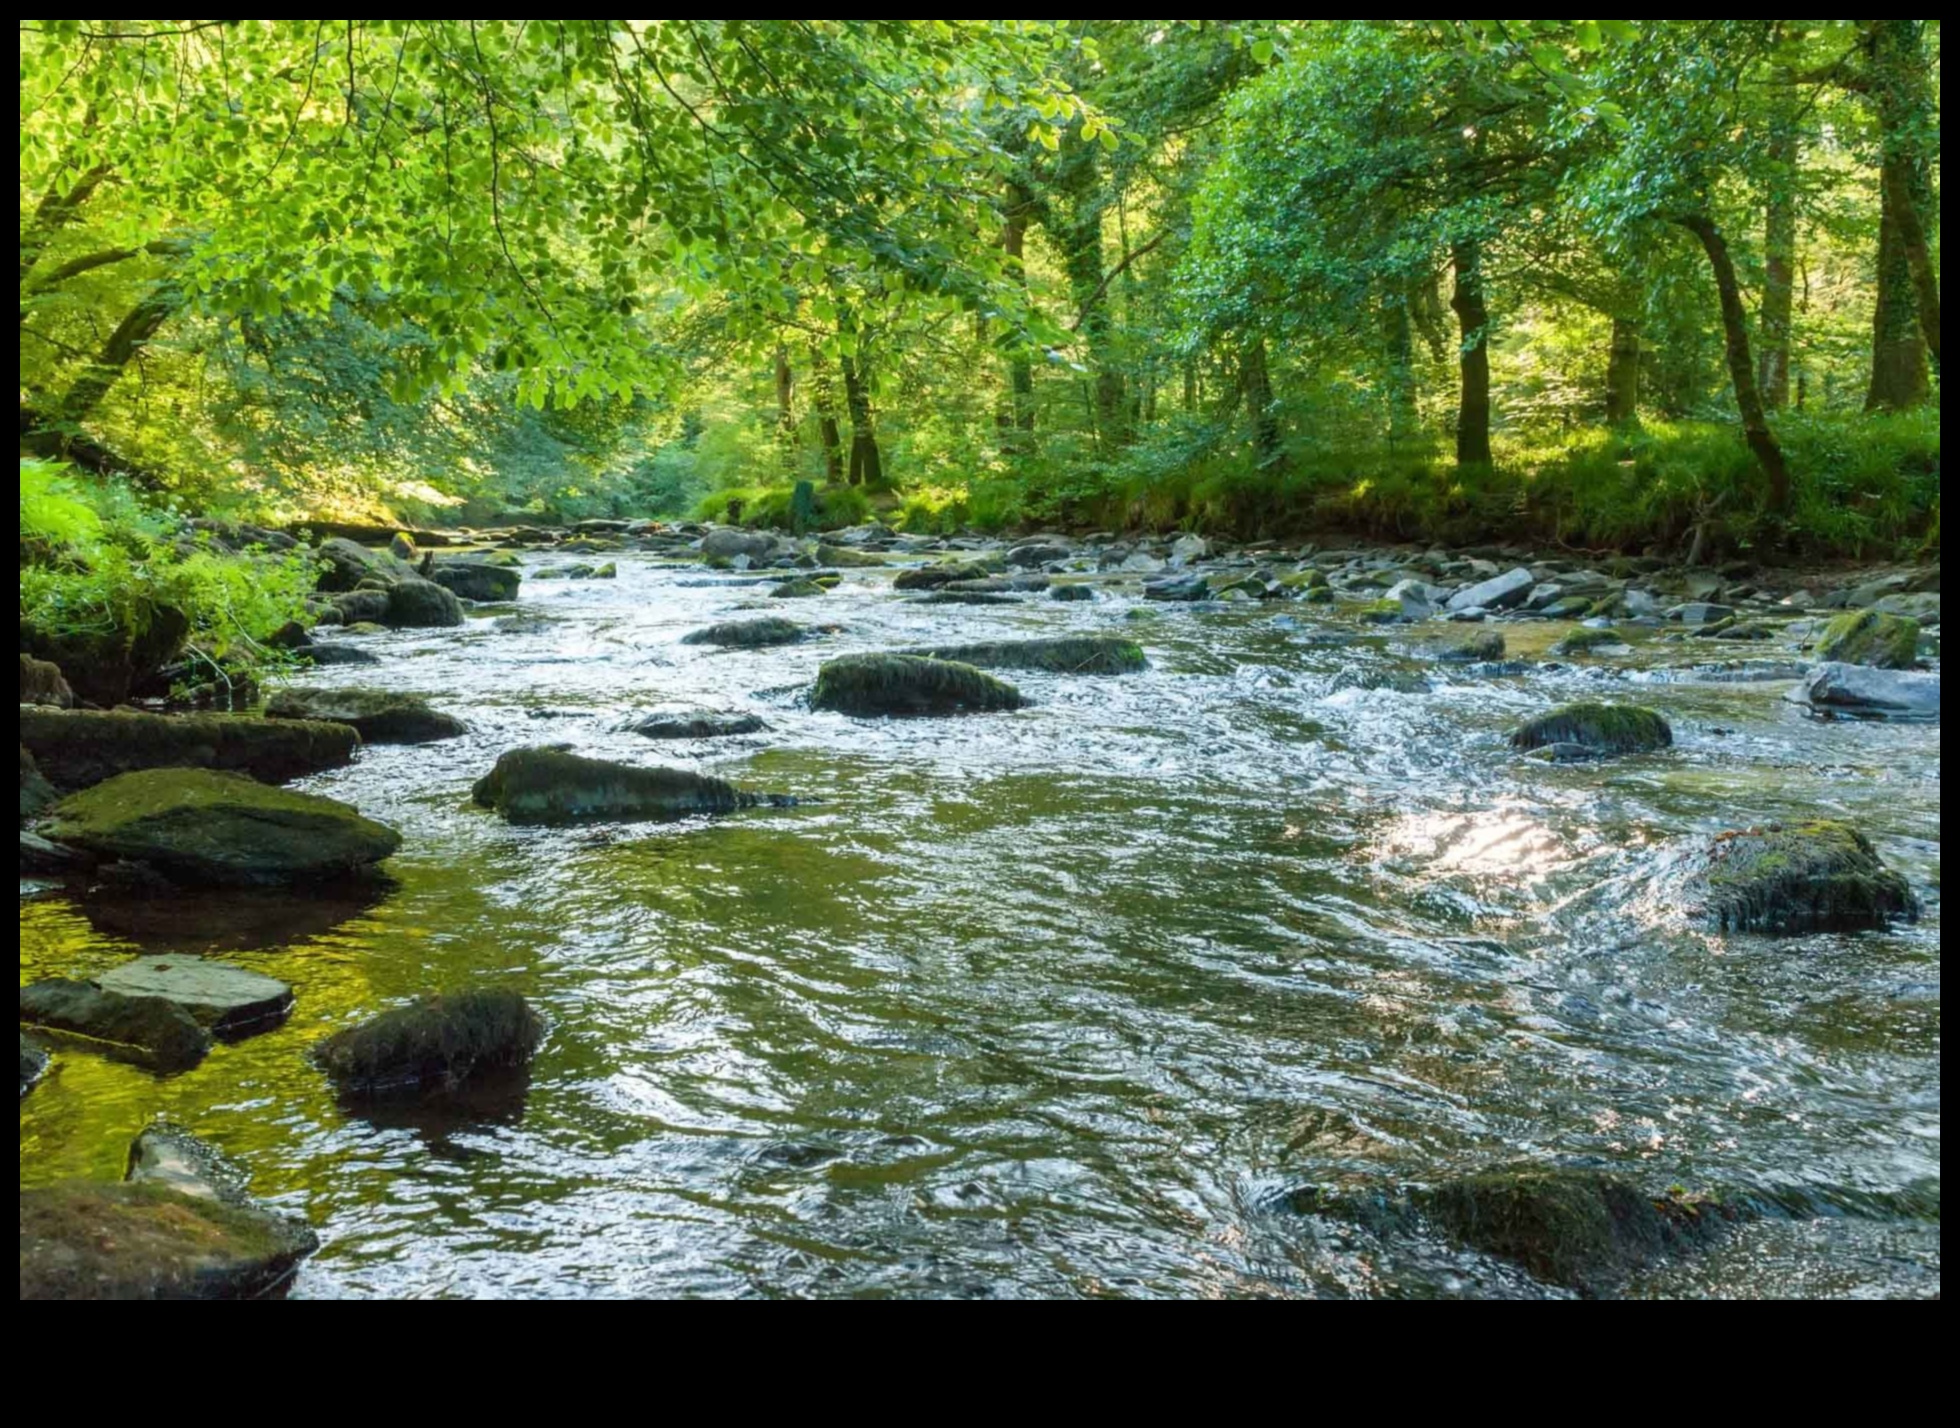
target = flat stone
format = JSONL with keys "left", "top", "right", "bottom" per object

{"left": 1791, "top": 662, "right": 1940, "bottom": 721}
{"left": 1446, "top": 567, "right": 1534, "bottom": 612}
{"left": 95, "top": 957, "right": 294, "bottom": 1036}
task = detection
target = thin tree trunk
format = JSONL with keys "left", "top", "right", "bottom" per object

{"left": 1049, "top": 140, "right": 1127, "bottom": 449}
{"left": 1382, "top": 290, "right": 1418, "bottom": 444}
{"left": 1884, "top": 160, "right": 1942, "bottom": 374}
{"left": 998, "top": 181, "right": 1037, "bottom": 446}
{"left": 809, "top": 346, "right": 844, "bottom": 483}
{"left": 1241, "top": 336, "right": 1282, "bottom": 470}
{"left": 773, "top": 344, "right": 797, "bottom": 477}
{"left": 1449, "top": 239, "right": 1492, "bottom": 467}
{"left": 1679, "top": 214, "right": 1791, "bottom": 509}
{"left": 18, "top": 162, "right": 110, "bottom": 287}
{"left": 1863, "top": 19, "right": 1932, "bottom": 409}
{"left": 840, "top": 354, "right": 883, "bottom": 489}
{"left": 1605, "top": 317, "right": 1642, "bottom": 425}
{"left": 1758, "top": 79, "right": 1799, "bottom": 410}
{"left": 53, "top": 282, "right": 183, "bottom": 430}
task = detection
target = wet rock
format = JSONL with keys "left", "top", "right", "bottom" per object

{"left": 20, "top": 1128, "right": 317, "bottom": 1299}
{"left": 894, "top": 635, "right": 1146, "bottom": 675}
{"left": 19, "top": 745, "right": 57, "bottom": 824}
{"left": 1418, "top": 1167, "right": 1739, "bottom": 1297}
{"left": 770, "top": 578, "right": 826, "bottom": 598}
{"left": 329, "top": 588, "right": 391, "bottom": 624}
{"left": 383, "top": 576, "right": 465, "bottom": 628}
{"left": 265, "top": 687, "right": 466, "bottom": 744}
{"left": 1872, "top": 591, "right": 1939, "bottom": 625}
{"left": 19, "top": 707, "right": 360, "bottom": 792}
{"left": 19, "top": 828, "right": 85, "bottom": 875}
{"left": 680, "top": 616, "right": 807, "bottom": 648}
{"left": 915, "top": 590, "right": 1022, "bottom": 606}
{"left": 1666, "top": 601, "right": 1734, "bottom": 626}
{"left": 95, "top": 957, "right": 294, "bottom": 1036}
{"left": 1427, "top": 630, "right": 1506, "bottom": 663}
{"left": 313, "top": 536, "right": 416, "bottom": 593}
{"left": 491, "top": 611, "right": 555, "bottom": 634}
{"left": 1552, "top": 627, "right": 1630, "bottom": 657}
{"left": 430, "top": 560, "right": 522, "bottom": 602}
{"left": 40, "top": 769, "right": 401, "bottom": 885}
{"left": 1685, "top": 820, "right": 1917, "bottom": 935}
{"left": 1509, "top": 702, "right": 1672, "bottom": 756}
{"left": 314, "top": 990, "right": 543, "bottom": 1097}
{"left": 1814, "top": 610, "right": 1920, "bottom": 669}
{"left": 815, "top": 544, "right": 888, "bottom": 568}
{"left": 1006, "top": 542, "right": 1071, "bottom": 568}
{"left": 20, "top": 1035, "right": 49, "bottom": 1099}
{"left": 19, "top": 653, "right": 74, "bottom": 708}
{"left": 1379, "top": 578, "right": 1442, "bottom": 620}
{"left": 20, "top": 603, "right": 190, "bottom": 708}
{"left": 1329, "top": 669, "right": 1433, "bottom": 695}
{"left": 1143, "top": 574, "right": 1210, "bottom": 602}
{"left": 810, "top": 654, "right": 1025, "bottom": 717}
{"left": 893, "top": 561, "right": 996, "bottom": 591}
{"left": 298, "top": 641, "right": 381, "bottom": 667}
{"left": 701, "top": 528, "right": 777, "bottom": 561}
{"left": 1791, "top": 663, "right": 1939, "bottom": 721}
{"left": 471, "top": 746, "right": 747, "bottom": 823}
{"left": 627, "top": 710, "right": 768, "bottom": 740}
{"left": 18, "top": 978, "right": 211, "bottom": 1072}
{"left": 1169, "top": 534, "right": 1209, "bottom": 564}
{"left": 1446, "top": 567, "right": 1533, "bottom": 613}
{"left": 1050, "top": 583, "right": 1095, "bottom": 602}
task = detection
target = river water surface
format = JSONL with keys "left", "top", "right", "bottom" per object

{"left": 18, "top": 550, "right": 1942, "bottom": 1297}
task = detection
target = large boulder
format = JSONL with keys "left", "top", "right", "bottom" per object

{"left": 20, "top": 1127, "right": 317, "bottom": 1299}
{"left": 19, "top": 653, "right": 74, "bottom": 707}
{"left": 1510, "top": 702, "right": 1672, "bottom": 758}
{"left": 40, "top": 769, "right": 400, "bottom": 885}
{"left": 18, "top": 979, "right": 211, "bottom": 1072}
{"left": 329, "top": 588, "right": 391, "bottom": 624}
{"left": 1684, "top": 820, "right": 1917, "bottom": 935}
{"left": 382, "top": 577, "right": 464, "bottom": 628}
{"left": 701, "top": 528, "right": 777, "bottom": 561}
{"left": 1006, "top": 542, "right": 1071, "bottom": 568}
{"left": 18, "top": 707, "right": 360, "bottom": 792}
{"left": 893, "top": 636, "right": 1146, "bottom": 675}
{"left": 314, "top": 990, "right": 543, "bottom": 1097}
{"left": 95, "top": 957, "right": 294, "bottom": 1037}
{"left": 20, "top": 603, "right": 190, "bottom": 707}
{"left": 265, "top": 687, "right": 465, "bottom": 744}
{"left": 429, "top": 561, "right": 522, "bottom": 602}
{"left": 680, "top": 616, "right": 806, "bottom": 648}
{"left": 471, "top": 746, "right": 747, "bottom": 824}
{"left": 312, "top": 536, "right": 416, "bottom": 593}
{"left": 810, "top": 654, "right": 1024, "bottom": 717}
{"left": 1814, "top": 610, "right": 1919, "bottom": 669}
{"left": 1446, "top": 567, "right": 1534, "bottom": 613}
{"left": 1790, "top": 662, "right": 1939, "bottom": 720}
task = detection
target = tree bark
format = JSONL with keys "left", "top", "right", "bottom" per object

{"left": 53, "top": 282, "right": 184, "bottom": 430}
{"left": 773, "top": 344, "right": 797, "bottom": 476}
{"left": 1048, "top": 139, "right": 1127, "bottom": 449}
{"left": 1381, "top": 290, "right": 1418, "bottom": 444}
{"left": 997, "top": 181, "right": 1037, "bottom": 447}
{"left": 1605, "top": 317, "right": 1642, "bottom": 425}
{"left": 1862, "top": 20, "right": 1932, "bottom": 409}
{"left": 1240, "top": 336, "right": 1282, "bottom": 470}
{"left": 809, "top": 346, "right": 844, "bottom": 483}
{"left": 1883, "top": 159, "right": 1941, "bottom": 374}
{"left": 18, "top": 163, "right": 111, "bottom": 288}
{"left": 840, "top": 354, "right": 883, "bottom": 489}
{"left": 1679, "top": 214, "right": 1791, "bottom": 509}
{"left": 1757, "top": 79, "right": 1799, "bottom": 410}
{"left": 1449, "top": 239, "right": 1492, "bottom": 467}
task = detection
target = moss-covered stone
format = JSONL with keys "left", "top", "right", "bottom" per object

{"left": 471, "top": 746, "right": 746, "bottom": 823}
{"left": 19, "top": 652, "right": 74, "bottom": 707}
{"left": 313, "top": 535, "right": 416, "bottom": 592}
{"left": 893, "top": 636, "right": 1147, "bottom": 675}
{"left": 1815, "top": 609, "right": 1920, "bottom": 669}
{"left": 18, "top": 978, "right": 211, "bottom": 1071}
{"left": 429, "top": 560, "right": 522, "bottom": 602}
{"left": 680, "top": 616, "right": 806, "bottom": 648}
{"left": 330, "top": 589, "right": 391, "bottom": 623}
{"left": 815, "top": 544, "right": 889, "bottom": 567}
{"left": 1417, "top": 1167, "right": 1738, "bottom": 1297}
{"left": 1509, "top": 702, "right": 1672, "bottom": 756}
{"left": 628, "top": 710, "right": 768, "bottom": 740}
{"left": 1049, "top": 583, "right": 1095, "bottom": 602}
{"left": 892, "top": 561, "right": 996, "bottom": 591}
{"left": 382, "top": 576, "right": 465, "bottom": 628}
{"left": 1551, "top": 626, "right": 1626, "bottom": 656}
{"left": 1691, "top": 820, "right": 1917, "bottom": 935}
{"left": 94, "top": 957, "right": 294, "bottom": 1037}
{"left": 1359, "top": 597, "right": 1410, "bottom": 624}
{"left": 20, "top": 603, "right": 190, "bottom": 707}
{"left": 19, "top": 706, "right": 360, "bottom": 792}
{"left": 41, "top": 768, "right": 400, "bottom": 884}
{"left": 770, "top": 578, "right": 826, "bottom": 598}
{"left": 19, "top": 745, "right": 56, "bottom": 824}
{"left": 810, "top": 654, "right": 1024, "bottom": 717}
{"left": 314, "top": 990, "right": 543, "bottom": 1097}
{"left": 914, "top": 590, "right": 1022, "bottom": 606}
{"left": 1430, "top": 630, "right": 1506, "bottom": 662}
{"left": 265, "top": 687, "right": 466, "bottom": 744}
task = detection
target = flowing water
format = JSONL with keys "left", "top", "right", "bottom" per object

{"left": 18, "top": 551, "right": 1942, "bottom": 1298}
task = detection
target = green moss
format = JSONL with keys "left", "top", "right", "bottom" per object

{"left": 1432, "top": 630, "right": 1506, "bottom": 662}
{"left": 769, "top": 578, "right": 827, "bottom": 598}
{"left": 1697, "top": 820, "right": 1918, "bottom": 934}
{"left": 19, "top": 978, "right": 211, "bottom": 1071}
{"left": 815, "top": 544, "right": 890, "bottom": 567}
{"left": 1816, "top": 610, "right": 1920, "bottom": 669}
{"left": 1359, "top": 597, "right": 1405, "bottom": 623}
{"left": 810, "top": 654, "right": 1025, "bottom": 716}
{"left": 894, "top": 636, "right": 1147, "bottom": 675}
{"left": 892, "top": 561, "right": 997, "bottom": 591}
{"left": 1278, "top": 569, "right": 1329, "bottom": 591}
{"left": 1510, "top": 702, "right": 1672, "bottom": 755}
{"left": 471, "top": 746, "right": 746, "bottom": 823}
{"left": 265, "top": 687, "right": 466, "bottom": 743}
{"left": 1551, "top": 626, "right": 1625, "bottom": 656}
{"left": 18, "top": 706, "right": 360, "bottom": 791}
{"left": 915, "top": 589, "right": 1021, "bottom": 605}
{"left": 314, "top": 990, "right": 543, "bottom": 1096}
{"left": 680, "top": 616, "right": 806, "bottom": 648}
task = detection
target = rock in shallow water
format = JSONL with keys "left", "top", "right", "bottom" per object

{"left": 1510, "top": 702, "right": 1672, "bottom": 756}
{"left": 627, "top": 710, "right": 767, "bottom": 740}
{"left": 19, "top": 1035, "right": 49, "bottom": 1099}
{"left": 1685, "top": 820, "right": 1917, "bottom": 935}
{"left": 266, "top": 686, "right": 466, "bottom": 744}
{"left": 892, "top": 635, "right": 1146, "bottom": 675}
{"left": 315, "top": 990, "right": 543, "bottom": 1097}
{"left": 810, "top": 654, "right": 1025, "bottom": 717}
{"left": 680, "top": 616, "right": 806, "bottom": 648}
{"left": 18, "top": 706, "right": 359, "bottom": 792}
{"left": 1790, "top": 662, "right": 1939, "bottom": 720}
{"left": 1446, "top": 566, "right": 1533, "bottom": 612}
{"left": 94, "top": 956, "right": 294, "bottom": 1036}
{"left": 1813, "top": 610, "right": 1919, "bottom": 669}
{"left": 471, "top": 745, "right": 754, "bottom": 823}
{"left": 40, "top": 768, "right": 400, "bottom": 885}
{"left": 18, "top": 978, "right": 211, "bottom": 1071}
{"left": 429, "top": 560, "right": 522, "bottom": 602}
{"left": 383, "top": 575, "right": 465, "bottom": 628}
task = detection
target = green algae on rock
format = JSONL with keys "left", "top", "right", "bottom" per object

{"left": 19, "top": 706, "right": 359, "bottom": 791}
{"left": 40, "top": 768, "right": 401, "bottom": 884}
{"left": 892, "top": 635, "right": 1146, "bottom": 675}
{"left": 809, "top": 654, "right": 1024, "bottom": 717}
{"left": 680, "top": 616, "right": 807, "bottom": 648}
{"left": 471, "top": 746, "right": 747, "bottom": 823}
{"left": 265, "top": 686, "right": 467, "bottom": 744}
{"left": 315, "top": 990, "right": 544, "bottom": 1097}
{"left": 429, "top": 560, "right": 522, "bottom": 602}
{"left": 1689, "top": 820, "right": 1917, "bottom": 935}
{"left": 1814, "top": 609, "right": 1920, "bottom": 669}
{"left": 18, "top": 978, "right": 212, "bottom": 1072}
{"left": 892, "top": 561, "right": 997, "bottom": 591}
{"left": 1551, "top": 626, "right": 1628, "bottom": 656}
{"left": 1509, "top": 702, "right": 1672, "bottom": 756}
{"left": 1428, "top": 630, "right": 1506, "bottom": 662}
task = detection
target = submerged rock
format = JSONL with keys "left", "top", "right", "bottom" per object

{"left": 18, "top": 978, "right": 211, "bottom": 1072}
{"left": 40, "top": 769, "right": 400, "bottom": 885}
{"left": 1509, "top": 702, "right": 1672, "bottom": 757}
{"left": 893, "top": 635, "right": 1146, "bottom": 675}
{"left": 1686, "top": 821, "right": 1917, "bottom": 935}
{"left": 265, "top": 687, "right": 466, "bottom": 744}
{"left": 1791, "top": 662, "right": 1939, "bottom": 720}
{"left": 914, "top": 590, "right": 1022, "bottom": 606}
{"left": 382, "top": 576, "right": 465, "bottom": 628}
{"left": 299, "top": 641, "right": 381, "bottom": 667}
{"left": 19, "top": 653, "right": 74, "bottom": 708}
{"left": 20, "top": 1035, "right": 49, "bottom": 1099}
{"left": 471, "top": 746, "right": 748, "bottom": 823}
{"left": 1143, "top": 574, "right": 1211, "bottom": 602}
{"left": 1428, "top": 630, "right": 1506, "bottom": 663}
{"left": 680, "top": 616, "right": 806, "bottom": 648}
{"left": 430, "top": 560, "right": 522, "bottom": 602}
{"left": 893, "top": 561, "right": 995, "bottom": 591}
{"left": 18, "top": 707, "right": 360, "bottom": 792}
{"left": 20, "top": 1128, "right": 317, "bottom": 1299}
{"left": 314, "top": 990, "right": 544, "bottom": 1097}
{"left": 809, "top": 654, "right": 1025, "bottom": 717}
{"left": 627, "top": 710, "right": 768, "bottom": 740}
{"left": 94, "top": 957, "right": 294, "bottom": 1037}
{"left": 1049, "top": 583, "right": 1096, "bottom": 602}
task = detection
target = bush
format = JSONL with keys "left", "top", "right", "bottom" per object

{"left": 690, "top": 482, "right": 872, "bottom": 531}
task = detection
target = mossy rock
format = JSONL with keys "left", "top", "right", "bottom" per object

{"left": 20, "top": 745, "right": 57, "bottom": 823}
{"left": 312, "top": 536, "right": 415, "bottom": 593}
{"left": 314, "top": 990, "right": 543, "bottom": 1097}
{"left": 588, "top": 562, "right": 618, "bottom": 579}
{"left": 382, "top": 576, "right": 465, "bottom": 628}
{"left": 18, "top": 978, "right": 211, "bottom": 1072}
{"left": 18, "top": 707, "right": 360, "bottom": 793}
{"left": 1049, "top": 583, "right": 1095, "bottom": 602}
{"left": 892, "top": 561, "right": 996, "bottom": 591}
{"left": 41, "top": 768, "right": 400, "bottom": 885}
{"left": 815, "top": 544, "right": 888, "bottom": 567}
{"left": 19, "top": 604, "right": 190, "bottom": 708}
{"left": 330, "top": 590, "right": 391, "bottom": 623}
{"left": 680, "top": 616, "right": 806, "bottom": 648}
{"left": 893, "top": 636, "right": 1146, "bottom": 675}
{"left": 770, "top": 578, "right": 827, "bottom": 598}
{"left": 1278, "top": 569, "right": 1330, "bottom": 592}
{"left": 265, "top": 687, "right": 466, "bottom": 744}
{"left": 1815, "top": 610, "right": 1919, "bottom": 669}
{"left": 1691, "top": 820, "right": 1917, "bottom": 935}
{"left": 429, "top": 560, "right": 522, "bottom": 602}
{"left": 1417, "top": 1167, "right": 1738, "bottom": 1297}
{"left": 1551, "top": 626, "right": 1627, "bottom": 656}
{"left": 19, "top": 652, "right": 74, "bottom": 708}
{"left": 20, "top": 1034, "right": 49, "bottom": 1099}
{"left": 471, "top": 746, "right": 746, "bottom": 823}
{"left": 1430, "top": 630, "right": 1506, "bottom": 662}
{"left": 914, "top": 590, "right": 1022, "bottom": 606}
{"left": 628, "top": 710, "right": 767, "bottom": 740}
{"left": 810, "top": 654, "right": 1024, "bottom": 717}
{"left": 1510, "top": 702, "right": 1671, "bottom": 756}
{"left": 19, "top": 1180, "right": 318, "bottom": 1300}
{"left": 1359, "top": 597, "right": 1408, "bottom": 624}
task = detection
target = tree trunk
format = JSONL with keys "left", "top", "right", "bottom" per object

{"left": 810, "top": 348, "right": 845, "bottom": 483}
{"left": 53, "top": 282, "right": 183, "bottom": 430}
{"left": 1863, "top": 20, "right": 1932, "bottom": 409}
{"left": 1605, "top": 317, "right": 1642, "bottom": 425}
{"left": 840, "top": 354, "right": 883, "bottom": 489}
{"left": 1884, "top": 160, "right": 1942, "bottom": 374}
{"left": 1049, "top": 139, "right": 1127, "bottom": 449}
{"left": 1241, "top": 336, "right": 1282, "bottom": 470}
{"left": 1758, "top": 79, "right": 1799, "bottom": 410}
{"left": 1381, "top": 291, "right": 1418, "bottom": 444}
{"left": 997, "top": 182, "right": 1037, "bottom": 447}
{"left": 1679, "top": 214, "right": 1791, "bottom": 509}
{"left": 18, "top": 162, "right": 110, "bottom": 288}
{"left": 1449, "top": 239, "right": 1492, "bottom": 467}
{"left": 773, "top": 344, "right": 797, "bottom": 477}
